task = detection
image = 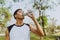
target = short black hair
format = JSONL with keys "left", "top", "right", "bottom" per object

{"left": 13, "top": 9, "right": 22, "bottom": 19}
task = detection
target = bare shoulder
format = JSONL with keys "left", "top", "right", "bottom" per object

{"left": 29, "top": 24, "right": 37, "bottom": 32}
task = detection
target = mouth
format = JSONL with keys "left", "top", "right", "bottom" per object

{"left": 18, "top": 17, "right": 24, "bottom": 19}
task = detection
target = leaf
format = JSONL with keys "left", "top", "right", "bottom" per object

{"left": 0, "top": 0, "right": 5, "bottom": 4}
{"left": 13, "top": 0, "right": 19, "bottom": 2}
{"left": 0, "top": 8, "right": 12, "bottom": 27}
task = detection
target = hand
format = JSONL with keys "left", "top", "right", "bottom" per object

{"left": 27, "top": 13, "right": 35, "bottom": 19}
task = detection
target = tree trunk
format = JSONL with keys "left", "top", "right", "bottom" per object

{"left": 41, "top": 16, "right": 46, "bottom": 36}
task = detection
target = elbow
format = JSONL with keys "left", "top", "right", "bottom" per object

{"left": 38, "top": 31, "right": 44, "bottom": 36}
{"left": 36, "top": 29, "right": 44, "bottom": 36}
{"left": 41, "top": 33, "right": 44, "bottom": 36}
{"left": 39, "top": 33, "right": 44, "bottom": 36}
{"left": 41, "top": 31, "right": 45, "bottom": 36}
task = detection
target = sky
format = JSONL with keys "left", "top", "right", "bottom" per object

{"left": 2, "top": 0, "right": 60, "bottom": 26}
{"left": 46, "top": 5, "right": 60, "bottom": 25}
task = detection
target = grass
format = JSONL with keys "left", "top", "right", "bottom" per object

{"left": 30, "top": 33, "right": 40, "bottom": 40}
{"left": 30, "top": 33, "right": 56, "bottom": 40}
{"left": 0, "top": 36, "right": 5, "bottom": 40}
{"left": 0, "top": 33, "right": 56, "bottom": 40}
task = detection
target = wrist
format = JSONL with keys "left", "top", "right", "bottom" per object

{"left": 32, "top": 17, "right": 36, "bottom": 21}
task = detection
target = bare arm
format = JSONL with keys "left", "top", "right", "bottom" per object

{"left": 27, "top": 13, "right": 44, "bottom": 36}
{"left": 5, "top": 28, "right": 10, "bottom": 40}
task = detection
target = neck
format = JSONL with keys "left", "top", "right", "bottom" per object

{"left": 16, "top": 19, "right": 24, "bottom": 26}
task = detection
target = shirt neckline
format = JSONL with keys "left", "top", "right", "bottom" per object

{"left": 14, "top": 23, "right": 24, "bottom": 27}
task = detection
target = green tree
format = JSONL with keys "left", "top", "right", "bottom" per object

{"left": 13, "top": 0, "right": 19, "bottom": 2}
{"left": 0, "top": 0, "right": 5, "bottom": 8}
{"left": 33, "top": 0, "right": 60, "bottom": 40}
{"left": 57, "top": 26, "right": 60, "bottom": 30}
{"left": 0, "top": 8, "right": 11, "bottom": 33}
{"left": 0, "top": 0, "right": 5, "bottom": 4}
{"left": 33, "top": 0, "right": 60, "bottom": 36}
{"left": 33, "top": 0, "right": 49, "bottom": 36}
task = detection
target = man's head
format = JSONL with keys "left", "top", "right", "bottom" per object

{"left": 13, "top": 9, "right": 24, "bottom": 20}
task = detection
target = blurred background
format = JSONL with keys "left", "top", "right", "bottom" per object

{"left": 0, "top": 0, "right": 60, "bottom": 40}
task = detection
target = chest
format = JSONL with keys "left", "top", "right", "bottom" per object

{"left": 10, "top": 25, "right": 30, "bottom": 36}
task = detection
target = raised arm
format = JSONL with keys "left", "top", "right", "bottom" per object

{"left": 27, "top": 13, "right": 44, "bottom": 36}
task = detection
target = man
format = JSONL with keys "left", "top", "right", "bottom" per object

{"left": 5, "top": 9, "right": 44, "bottom": 40}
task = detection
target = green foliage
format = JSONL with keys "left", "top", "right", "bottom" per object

{"left": 43, "top": 36, "right": 56, "bottom": 40}
{"left": 13, "top": 0, "right": 19, "bottom": 2}
{"left": 33, "top": 0, "right": 49, "bottom": 10}
{"left": 33, "top": 0, "right": 48, "bottom": 27}
{"left": 0, "top": 8, "right": 12, "bottom": 27}
{"left": 33, "top": 3, "right": 39, "bottom": 9}
{"left": 57, "top": 26, "right": 60, "bottom": 29}
{"left": 0, "top": 0, "right": 5, "bottom": 4}
{"left": 43, "top": 16, "right": 48, "bottom": 26}
{"left": 41, "top": 6, "right": 49, "bottom": 10}
{"left": 0, "top": 36, "right": 5, "bottom": 40}
{"left": 37, "top": 16, "right": 48, "bottom": 26}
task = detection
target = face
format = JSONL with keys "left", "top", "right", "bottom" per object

{"left": 15, "top": 10, "right": 24, "bottom": 20}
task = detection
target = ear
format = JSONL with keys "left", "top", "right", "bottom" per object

{"left": 15, "top": 15, "right": 17, "bottom": 18}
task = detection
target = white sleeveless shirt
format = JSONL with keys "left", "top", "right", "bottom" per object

{"left": 10, "top": 24, "right": 30, "bottom": 40}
